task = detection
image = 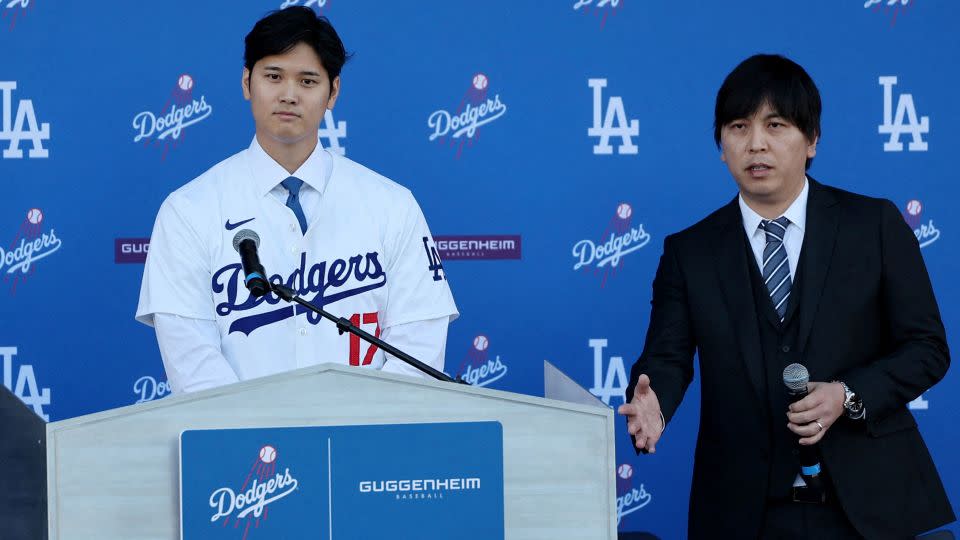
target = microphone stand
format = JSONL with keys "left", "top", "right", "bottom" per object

{"left": 270, "top": 283, "right": 464, "bottom": 384}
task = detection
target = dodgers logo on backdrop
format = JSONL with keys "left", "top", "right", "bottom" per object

{"left": 2, "top": 0, "right": 33, "bottom": 31}
{"left": 572, "top": 0, "right": 622, "bottom": 29}
{"left": 878, "top": 76, "right": 928, "bottom": 152}
{"left": 132, "top": 73, "right": 213, "bottom": 160}
{"left": 588, "top": 78, "right": 638, "bottom": 155}
{"left": 615, "top": 463, "right": 652, "bottom": 526}
{"left": 213, "top": 251, "right": 386, "bottom": 336}
{"left": 902, "top": 199, "right": 939, "bottom": 248}
{"left": 1, "top": 208, "right": 62, "bottom": 294}
{"left": 0, "top": 81, "right": 50, "bottom": 158}
{"left": 428, "top": 73, "right": 507, "bottom": 159}
{"left": 587, "top": 339, "right": 629, "bottom": 406}
{"left": 572, "top": 203, "right": 651, "bottom": 287}
{"left": 864, "top": 0, "right": 912, "bottom": 26}
{"left": 133, "top": 375, "right": 171, "bottom": 403}
{"left": 208, "top": 445, "right": 300, "bottom": 536}
{"left": 453, "top": 335, "right": 509, "bottom": 387}
{"left": 1, "top": 347, "right": 51, "bottom": 420}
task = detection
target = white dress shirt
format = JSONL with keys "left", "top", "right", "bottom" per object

{"left": 739, "top": 178, "right": 809, "bottom": 280}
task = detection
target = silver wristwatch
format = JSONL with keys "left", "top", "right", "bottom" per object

{"left": 837, "top": 381, "right": 865, "bottom": 419}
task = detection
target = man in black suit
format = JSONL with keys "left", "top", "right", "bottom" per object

{"left": 618, "top": 54, "right": 954, "bottom": 539}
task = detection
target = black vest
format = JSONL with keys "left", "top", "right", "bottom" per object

{"left": 743, "top": 234, "right": 808, "bottom": 499}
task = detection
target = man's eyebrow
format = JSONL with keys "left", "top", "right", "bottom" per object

{"left": 261, "top": 66, "right": 322, "bottom": 77}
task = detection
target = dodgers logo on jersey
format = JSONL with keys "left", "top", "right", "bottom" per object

{"left": 878, "top": 76, "right": 928, "bottom": 152}
{"left": 572, "top": 203, "right": 651, "bottom": 287}
{"left": 453, "top": 335, "right": 509, "bottom": 387}
{"left": 213, "top": 251, "right": 386, "bottom": 336}
{"left": 572, "top": 0, "right": 622, "bottom": 29}
{"left": 0, "top": 81, "right": 50, "bottom": 158}
{"left": 588, "top": 78, "right": 638, "bottom": 155}
{"left": 615, "top": 463, "right": 652, "bottom": 526}
{"left": 588, "top": 339, "right": 628, "bottom": 406}
{"left": 1, "top": 208, "right": 62, "bottom": 295}
{"left": 208, "top": 444, "right": 300, "bottom": 536}
{"left": 864, "top": 0, "right": 912, "bottom": 26}
{"left": 428, "top": 73, "right": 508, "bottom": 159}
{"left": 1, "top": 346, "right": 52, "bottom": 420}
{"left": 2, "top": 0, "right": 33, "bottom": 31}
{"left": 422, "top": 236, "right": 446, "bottom": 281}
{"left": 132, "top": 73, "right": 213, "bottom": 160}
{"left": 902, "top": 199, "right": 939, "bottom": 248}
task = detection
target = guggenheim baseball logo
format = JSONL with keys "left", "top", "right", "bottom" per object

{"left": 359, "top": 476, "right": 481, "bottom": 501}
{"left": 434, "top": 235, "right": 521, "bottom": 261}
{"left": 428, "top": 73, "right": 507, "bottom": 158}
{"left": 132, "top": 73, "right": 212, "bottom": 159}
{"left": 208, "top": 445, "right": 299, "bottom": 535}
{"left": 115, "top": 238, "right": 150, "bottom": 263}
{"left": 2, "top": 208, "right": 62, "bottom": 294}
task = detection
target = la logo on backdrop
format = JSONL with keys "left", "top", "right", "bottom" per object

{"left": 1, "top": 208, "right": 62, "bottom": 295}
{"left": 0, "top": 347, "right": 51, "bottom": 420}
{"left": 572, "top": 202, "right": 651, "bottom": 287}
{"left": 132, "top": 73, "right": 213, "bottom": 160}
{"left": 428, "top": 73, "right": 507, "bottom": 159}
{"left": 572, "top": 0, "right": 622, "bottom": 29}
{"left": 453, "top": 335, "right": 509, "bottom": 387}
{"left": 279, "top": 0, "right": 328, "bottom": 10}
{"left": 0, "top": 81, "right": 50, "bottom": 159}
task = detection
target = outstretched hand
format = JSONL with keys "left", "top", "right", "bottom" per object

{"left": 617, "top": 374, "right": 664, "bottom": 453}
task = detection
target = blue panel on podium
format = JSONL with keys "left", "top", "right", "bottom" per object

{"left": 180, "top": 421, "right": 504, "bottom": 540}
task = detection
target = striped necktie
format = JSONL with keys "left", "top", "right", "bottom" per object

{"left": 761, "top": 217, "right": 791, "bottom": 321}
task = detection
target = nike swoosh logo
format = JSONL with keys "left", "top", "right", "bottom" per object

{"left": 225, "top": 217, "right": 256, "bottom": 230}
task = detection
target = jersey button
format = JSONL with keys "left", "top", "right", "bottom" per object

{"left": 298, "top": 328, "right": 307, "bottom": 336}
{"left": 291, "top": 245, "right": 298, "bottom": 254}
{"left": 289, "top": 224, "right": 296, "bottom": 232}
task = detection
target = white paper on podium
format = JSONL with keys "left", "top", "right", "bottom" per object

{"left": 543, "top": 360, "right": 606, "bottom": 408}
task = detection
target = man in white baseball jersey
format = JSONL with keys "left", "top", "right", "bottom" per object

{"left": 136, "top": 7, "right": 457, "bottom": 393}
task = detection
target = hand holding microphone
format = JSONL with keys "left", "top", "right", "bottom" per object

{"left": 783, "top": 364, "right": 846, "bottom": 446}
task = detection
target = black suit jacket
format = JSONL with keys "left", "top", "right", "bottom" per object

{"left": 626, "top": 179, "right": 954, "bottom": 539}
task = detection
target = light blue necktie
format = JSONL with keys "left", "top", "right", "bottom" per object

{"left": 281, "top": 176, "right": 308, "bottom": 234}
{"left": 761, "top": 217, "right": 792, "bottom": 321}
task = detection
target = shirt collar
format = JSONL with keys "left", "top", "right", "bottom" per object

{"left": 739, "top": 176, "right": 809, "bottom": 235}
{"left": 247, "top": 135, "right": 332, "bottom": 197}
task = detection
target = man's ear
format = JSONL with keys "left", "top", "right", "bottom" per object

{"left": 326, "top": 76, "right": 341, "bottom": 110}
{"left": 242, "top": 68, "right": 251, "bottom": 101}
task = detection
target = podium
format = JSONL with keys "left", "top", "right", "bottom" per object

{"left": 46, "top": 363, "right": 616, "bottom": 539}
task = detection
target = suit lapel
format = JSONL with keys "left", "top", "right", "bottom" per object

{"left": 712, "top": 199, "right": 766, "bottom": 406}
{"left": 796, "top": 178, "right": 840, "bottom": 358}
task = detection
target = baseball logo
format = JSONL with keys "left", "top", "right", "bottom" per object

{"left": 616, "top": 203, "right": 632, "bottom": 220}
{"left": 177, "top": 74, "right": 194, "bottom": 92}
{"left": 617, "top": 463, "right": 633, "bottom": 480}
{"left": 906, "top": 199, "right": 922, "bottom": 217}
{"left": 473, "top": 335, "right": 489, "bottom": 351}
{"left": 26, "top": 208, "right": 43, "bottom": 225}
{"left": 472, "top": 73, "right": 488, "bottom": 91}
{"left": 259, "top": 445, "right": 277, "bottom": 464}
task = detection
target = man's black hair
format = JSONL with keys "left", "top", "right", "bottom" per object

{"left": 244, "top": 7, "right": 349, "bottom": 80}
{"left": 714, "top": 54, "right": 821, "bottom": 169}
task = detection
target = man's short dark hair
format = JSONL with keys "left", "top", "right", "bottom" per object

{"left": 714, "top": 54, "right": 821, "bottom": 169}
{"left": 244, "top": 7, "right": 349, "bottom": 80}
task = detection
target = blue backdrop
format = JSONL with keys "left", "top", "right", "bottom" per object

{"left": 2, "top": 0, "right": 956, "bottom": 537}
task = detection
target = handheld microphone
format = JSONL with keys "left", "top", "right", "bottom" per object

{"left": 232, "top": 229, "right": 270, "bottom": 297}
{"left": 782, "top": 363, "right": 825, "bottom": 491}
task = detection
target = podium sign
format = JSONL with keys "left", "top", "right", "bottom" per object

{"left": 180, "top": 422, "right": 504, "bottom": 539}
